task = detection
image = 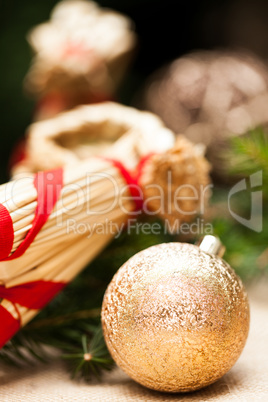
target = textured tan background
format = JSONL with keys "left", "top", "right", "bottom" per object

{"left": 0, "top": 283, "right": 267, "bottom": 402}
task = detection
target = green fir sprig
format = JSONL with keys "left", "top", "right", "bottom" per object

{"left": 228, "top": 127, "right": 268, "bottom": 195}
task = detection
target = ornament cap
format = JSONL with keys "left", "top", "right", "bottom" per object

{"left": 198, "top": 235, "right": 225, "bottom": 258}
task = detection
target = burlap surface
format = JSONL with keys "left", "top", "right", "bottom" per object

{"left": 0, "top": 284, "right": 267, "bottom": 401}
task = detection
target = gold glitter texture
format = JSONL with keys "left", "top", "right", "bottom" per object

{"left": 101, "top": 243, "right": 250, "bottom": 392}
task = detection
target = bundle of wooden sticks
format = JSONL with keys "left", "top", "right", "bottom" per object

{"left": 0, "top": 102, "right": 210, "bottom": 347}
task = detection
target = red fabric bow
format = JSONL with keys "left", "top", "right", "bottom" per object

{"left": 101, "top": 154, "right": 153, "bottom": 211}
{"left": 0, "top": 280, "right": 66, "bottom": 348}
{"left": 0, "top": 168, "right": 64, "bottom": 348}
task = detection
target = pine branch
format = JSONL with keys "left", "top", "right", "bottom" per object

{"left": 25, "top": 308, "right": 101, "bottom": 330}
{"left": 213, "top": 127, "right": 268, "bottom": 278}
{"left": 212, "top": 204, "right": 268, "bottom": 279}
{"left": 228, "top": 127, "right": 268, "bottom": 196}
{"left": 62, "top": 328, "right": 114, "bottom": 381}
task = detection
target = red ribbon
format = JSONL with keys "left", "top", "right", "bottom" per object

{"left": 0, "top": 280, "right": 66, "bottom": 348}
{"left": 101, "top": 154, "right": 153, "bottom": 211}
{"left": 0, "top": 168, "right": 64, "bottom": 348}
{"left": 0, "top": 204, "right": 14, "bottom": 261}
{"left": 0, "top": 169, "right": 63, "bottom": 261}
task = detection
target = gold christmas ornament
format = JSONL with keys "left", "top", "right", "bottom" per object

{"left": 141, "top": 50, "right": 268, "bottom": 179}
{"left": 102, "top": 236, "right": 250, "bottom": 393}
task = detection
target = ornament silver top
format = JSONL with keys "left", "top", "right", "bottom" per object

{"left": 198, "top": 235, "right": 226, "bottom": 257}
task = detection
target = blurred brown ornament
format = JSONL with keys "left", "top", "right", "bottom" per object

{"left": 24, "top": 0, "right": 137, "bottom": 119}
{"left": 102, "top": 236, "right": 250, "bottom": 393}
{"left": 141, "top": 50, "right": 268, "bottom": 179}
{"left": 140, "top": 136, "right": 211, "bottom": 228}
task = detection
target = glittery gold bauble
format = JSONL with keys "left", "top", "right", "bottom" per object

{"left": 141, "top": 50, "right": 268, "bottom": 179}
{"left": 101, "top": 240, "right": 250, "bottom": 393}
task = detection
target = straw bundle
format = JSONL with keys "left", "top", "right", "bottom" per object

{"left": 0, "top": 103, "right": 210, "bottom": 347}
